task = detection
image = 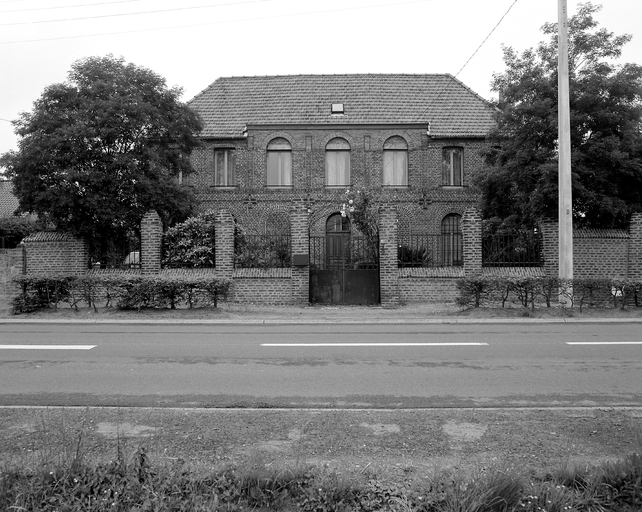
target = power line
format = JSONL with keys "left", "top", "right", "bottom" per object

{"left": 0, "top": 0, "right": 144, "bottom": 14}
{"left": 0, "top": 0, "right": 272, "bottom": 26}
{"left": 0, "top": 0, "right": 433, "bottom": 44}
{"left": 453, "top": 0, "right": 518, "bottom": 79}
{"left": 413, "top": 0, "right": 518, "bottom": 123}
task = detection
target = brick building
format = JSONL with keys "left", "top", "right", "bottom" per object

{"left": 187, "top": 74, "right": 495, "bottom": 238}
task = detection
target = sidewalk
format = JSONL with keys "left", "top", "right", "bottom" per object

{"left": 2, "top": 302, "right": 642, "bottom": 323}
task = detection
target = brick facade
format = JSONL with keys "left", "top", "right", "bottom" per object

{"left": 189, "top": 132, "right": 485, "bottom": 239}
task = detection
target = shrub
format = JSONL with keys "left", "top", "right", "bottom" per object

{"left": 455, "top": 277, "right": 496, "bottom": 308}
{"left": 162, "top": 211, "right": 216, "bottom": 268}
{"left": 11, "top": 273, "right": 232, "bottom": 313}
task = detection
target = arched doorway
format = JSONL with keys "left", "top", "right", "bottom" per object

{"left": 326, "top": 213, "right": 351, "bottom": 268}
{"left": 309, "top": 213, "right": 380, "bottom": 304}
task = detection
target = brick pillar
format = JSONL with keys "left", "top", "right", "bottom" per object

{"left": 628, "top": 213, "right": 642, "bottom": 279}
{"left": 540, "top": 218, "right": 559, "bottom": 278}
{"left": 215, "top": 209, "right": 234, "bottom": 280}
{"left": 290, "top": 201, "right": 310, "bottom": 305}
{"left": 462, "top": 207, "right": 482, "bottom": 277}
{"left": 378, "top": 205, "right": 398, "bottom": 308}
{"left": 140, "top": 210, "right": 162, "bottom": 275}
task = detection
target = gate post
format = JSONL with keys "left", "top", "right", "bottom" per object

{"left": 379, "top": 204, "right": 398, "bottom": 308}
{"left": 290, "top": 201, "right": 310, "bottom": 304}
{"left": 215, "top": 209, "right": 235, "bottom": 280}
{"left": 462, "top": 207, "right": 482, "bottom": 277}
{"left": 141, "top": 211, "right": 162, "bottom": 275}
{"left": 629, "top": 213, "right": 642, "bottom": 279}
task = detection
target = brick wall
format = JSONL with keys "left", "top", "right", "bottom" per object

{"left": 540, "top": 219, "right": 636, "bottom": 279}
{"left": 398, "top": 277, "right": 461, "bottom": 304}
{"left": 23, "top": 232, "right": 88, "bottom": 275}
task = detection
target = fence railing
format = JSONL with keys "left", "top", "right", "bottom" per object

{"left": 398, "top": 234, "right": 463, "bottom": 268}
{"left": 90, "top": 236, "right": 142, "bottom": 270}
{"left": 482, "top": 233, "right": 542, "bottom": 267}
{"left": 309, "top": 236, "right": 379, "bottom": 270}
{"left": 235, "top": 234, "right": 291, "bottom": 268}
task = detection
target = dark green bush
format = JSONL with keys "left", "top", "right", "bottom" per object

{"left": 12, "top": 273, "right": 231, "bottom": 314}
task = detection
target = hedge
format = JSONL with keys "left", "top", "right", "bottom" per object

{"left": 11, "top": 274, "right": 232, "bottom": 314}
{"left": 455, "top": 276, "right": 642, "bottom": 310}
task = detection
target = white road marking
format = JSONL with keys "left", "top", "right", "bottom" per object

{"left": 262, "top": 343, "right": 488, "bottom": 347}
{"left": 566, "top": 342, "right": 642, "bottom": 345}
{"left": 0, "top": 345, "right": 96, "bottom": 350}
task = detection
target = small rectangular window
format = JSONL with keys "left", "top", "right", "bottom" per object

{"left": 214, "top": 149, "right": 236, "bottom": 187}
{"left": 442, "top": 147, "right": 463, "bottom": 186}
{"left": 331, "top": 103, "right": 344, "bottom": 115}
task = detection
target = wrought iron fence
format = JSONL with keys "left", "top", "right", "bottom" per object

{"left": 309, "top": 236, "right": 379, "bottom": 270}
{"left": 398, "top": 234, "right": 463, "bottom": 268}
{"left": 235, "top": 234, "right": 291, "bottom": 268}
{"left": 482, "top": 232, "right": 542, "bottom": 267}
{"left": 90, "top": 234, "right": 141, "bottom": 270}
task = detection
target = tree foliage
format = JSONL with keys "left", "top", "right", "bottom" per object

{"left": 0, "top": 55, "right": 202, "bottom": 261}
{"left": 475, "top": 2, "right": 642, "bottom": 230}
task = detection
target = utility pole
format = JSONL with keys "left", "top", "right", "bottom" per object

{"left": 558, "top": 0, "right": 573, "bottom": 303}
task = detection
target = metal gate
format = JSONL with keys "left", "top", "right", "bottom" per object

{"left": 309, "top": 214, "right": 380, "bottom": 305}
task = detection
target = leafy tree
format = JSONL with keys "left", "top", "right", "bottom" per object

{"left": 0, "top": 55, "right": 202, "bottom": 262}
{"left": 475, "top": 2, "right": 642, "bottom": 230}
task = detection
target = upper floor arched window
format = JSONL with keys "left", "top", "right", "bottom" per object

{"left": 325, "top": 138, "right": 351, "bottom": 187}
{"left": 267, "top": 137, "right": 292, "bottom": 187}
{"left": 383, "top": 136, "right": 408, "bottom": 187}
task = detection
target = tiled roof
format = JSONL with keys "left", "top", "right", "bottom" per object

{"left": 189, "top": 74, "right": 496, "bottom": 139}
{"left": 0, "top": 181, "right": 19, "bottom": 218}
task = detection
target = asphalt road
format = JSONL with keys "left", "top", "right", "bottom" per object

{"left": 1, "top": 322, "right": 641, "bottom": 408}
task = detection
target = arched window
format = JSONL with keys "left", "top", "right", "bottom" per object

{"left": 267, "top": 138, "right": 292, "bottom": 187}
{"left": 441, "top": 214, "right": 462, "bottom": 266}
{"left": 442, "top": 147, "right": 464, "bottom": 186}
{"left": 325, "top": 138, "right": 351, "bottom": 187}
{"left": 383, "top": 136, "right": 408, "bottom": 187}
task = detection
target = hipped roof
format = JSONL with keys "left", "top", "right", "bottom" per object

{"left": 188, "top": 74, "right": 496, "bottom": 139}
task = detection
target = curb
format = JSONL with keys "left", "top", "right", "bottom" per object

{"left": 2, "top": 317, "right": 642, "bottom": 325}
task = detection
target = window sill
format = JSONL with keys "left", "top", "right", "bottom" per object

{"left": 266, "top": 185, "right": 294, "bottom": 190}
{"left": 441, "top": 185, "right": 467, "bottom": 190}
{"left": 382, "top": 185, "right": 409, "bottom": 189}
{"left": 325, "top": 185, "right": 351, "bottom": 189}
{"left": 210, "top": 185, "right": 239, "bottom": 190}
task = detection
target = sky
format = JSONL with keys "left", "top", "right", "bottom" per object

{"left": 1, "top": 0, "right": 641, "bottom": 158}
